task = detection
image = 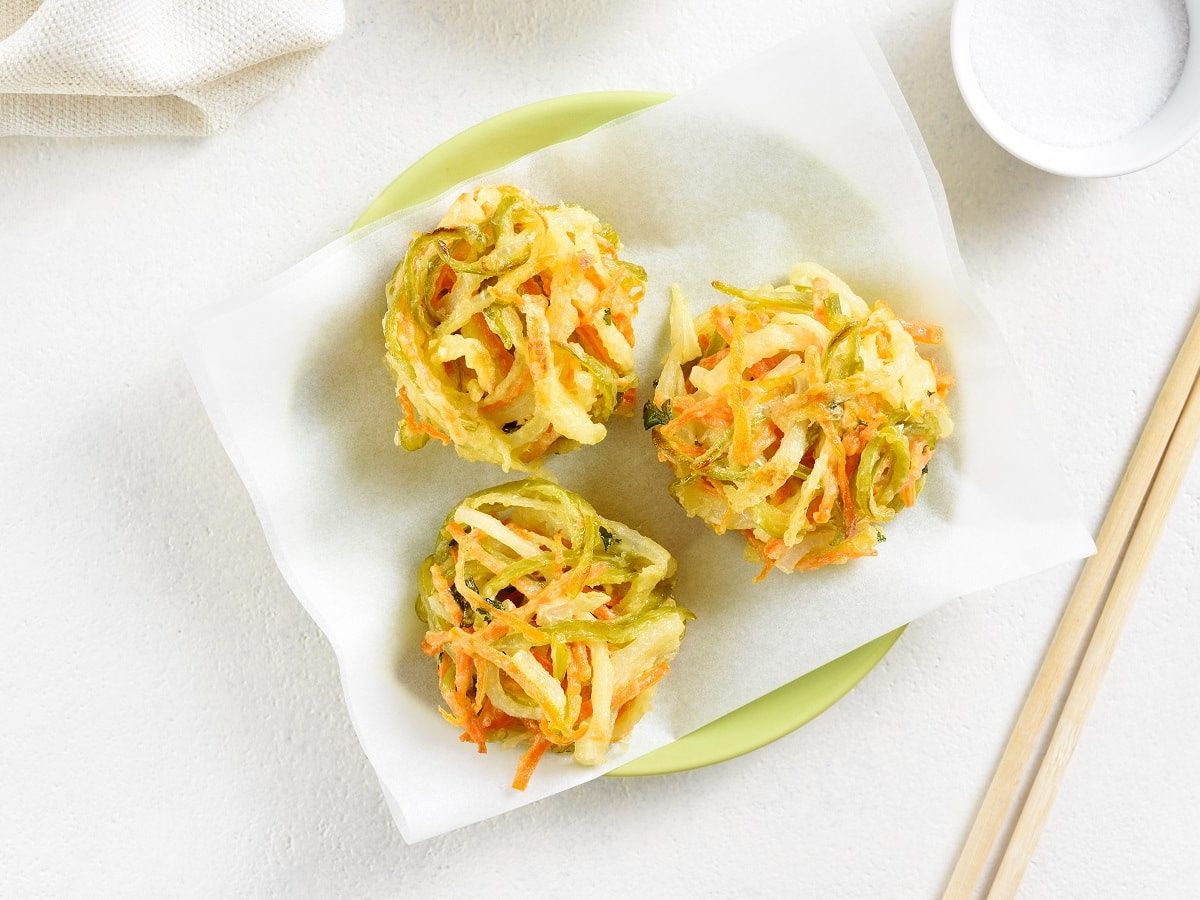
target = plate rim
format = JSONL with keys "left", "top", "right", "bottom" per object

{"left": 352, "top": 90, "right": 905, "bottom": 776}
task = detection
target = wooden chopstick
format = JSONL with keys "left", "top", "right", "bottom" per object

{"left": 987, "top": 364, "right": 1200, "bottom": 896}
{"left": 943, "top": 304, "right": 1200, "bottom": 900}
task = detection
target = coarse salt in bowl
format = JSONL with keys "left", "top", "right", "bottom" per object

{"left": 951, "top": 0, "right": 1200, "bottom": 176}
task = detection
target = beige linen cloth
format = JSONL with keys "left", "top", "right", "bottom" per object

{"left": 0, "top": 0, "right": 343, "bottom": 136}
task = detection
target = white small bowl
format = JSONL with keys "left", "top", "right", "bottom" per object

{"left": 951, "top": 0, "right": 1200, "bottom": 177}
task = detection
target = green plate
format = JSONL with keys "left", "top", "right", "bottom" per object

{"left": 353, "top": 91, "right": 905, "bottom": 775}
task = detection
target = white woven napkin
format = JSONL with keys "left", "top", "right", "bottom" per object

{"left": 0, "top": 0, "right": 343, "bottom": 137}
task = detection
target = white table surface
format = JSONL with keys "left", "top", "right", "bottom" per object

{"left": 2, "top": 1, "right": 1198, "bottom": 896}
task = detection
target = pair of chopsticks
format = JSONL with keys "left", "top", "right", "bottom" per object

{"left": 944, "top": 303, "right": 1200, "bottom": 899}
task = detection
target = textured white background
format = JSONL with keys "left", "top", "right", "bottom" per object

{"left": 2, "top": 0, "right": 1198, "bottom": 896}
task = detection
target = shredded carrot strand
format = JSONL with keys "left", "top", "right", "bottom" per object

{"left": 900, "top": 319, "right": 943, "bottom": 344}
{"left": 512, "top": 736, "right": 551, "bottom": 791}
{"left": 397, "top": 386, "right": 451, "bottom": 444}
{"left": 612, "top": 661, "right": 670, "bottom": 710}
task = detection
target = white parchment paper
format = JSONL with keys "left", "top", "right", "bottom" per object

{"left": 187, "top": 24, "right": 1094, "bottom": 842}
